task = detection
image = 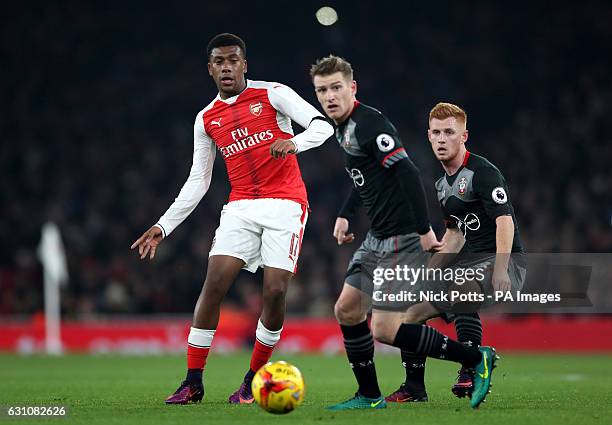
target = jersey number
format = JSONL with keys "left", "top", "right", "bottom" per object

{"left": 288, "top": 233, "right": 300, "bottom": 261}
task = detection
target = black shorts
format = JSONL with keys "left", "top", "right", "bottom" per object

{"left": 345, "top": 231, "right": 429, "bottom": 311}
{"left": 426, "top": 252, "right": 527, "bottom": 315}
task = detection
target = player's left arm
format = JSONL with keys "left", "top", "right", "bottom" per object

{"left": 474, "top": 166, "right": 515, "bottom": 292}
{"left": 267, "top": 84, "right": 333, "bottom": 157}
{"left": 493, "top": 215, "right": 514, "bottom": 291}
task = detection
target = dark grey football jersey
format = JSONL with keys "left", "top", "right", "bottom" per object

{"left": 435, "top": 152, "right": 523, "bottom": 253}
{"left": 335, "top": 102, "right": 423, "bottom": 238}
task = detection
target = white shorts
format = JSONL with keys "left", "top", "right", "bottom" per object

{"left": 209, "top": 199, "right": 308, "bottom": 273}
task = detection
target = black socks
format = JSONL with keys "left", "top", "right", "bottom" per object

{"left": 340, "top": 320, "right": 381, "bottom": 398}
{"left": 455, "top": 313, "right": 483, "bottom": 347}
{"left": 401, "top": 350, "right": 426, "bottom": 389}
{"left": 186, "top": 368, "right": 203, "bottom": 384}
{"left": 392, "top": 323, "right": 481, "bottom": 368}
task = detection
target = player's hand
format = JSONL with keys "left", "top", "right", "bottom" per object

{"left": 419, "top": 229, "right": 444, "bottom": 252}
{"left": 333, "top": 217, "right": 355, "bottom": 245}
{"left": 130, "top": 226, "right": 163, "bottom": 260}
{"left": 270, "top": 139, "right": 297, "bottom": 159}
{"left": 492, "top": 268, "right": 511, "bottom": 293}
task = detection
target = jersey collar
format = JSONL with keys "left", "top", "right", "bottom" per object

{"left": 350, "top": 100, "right": 360, "bottom": 116}
{"left": 445, "top": 150, "right": 471, "bottom": 183}
{"left": 216, "top": 79, "right": 251, "bottom": 104}
{"left": 337, "top": 100, "right": 360, "bottom": 126}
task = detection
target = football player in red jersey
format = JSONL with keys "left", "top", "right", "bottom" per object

{"left": 131, "top": 33, "right": 333, "bottom": 404}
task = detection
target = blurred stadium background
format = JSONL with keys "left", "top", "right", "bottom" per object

{"left": 1, "top": 1, "right": 612, "bottom": 354}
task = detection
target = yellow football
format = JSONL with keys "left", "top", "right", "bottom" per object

{"left": 251, "top": 361, "right": 305, "bottom": 414}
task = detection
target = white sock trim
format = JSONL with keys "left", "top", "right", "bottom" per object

{"left": 188, "top": 327, "right": 215, "bottom": 348}
{"left": 255, "top": 319, "right": 282, "bottom": 347}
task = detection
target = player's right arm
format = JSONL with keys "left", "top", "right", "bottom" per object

{"left": 427, "top": 207, "right": 465, "bottom": 268}
{"left": 130, "top": 111, "right": 216, "bottom": 260}
{"left": 440, "top": 227, "right": 465, "bottom": 253}
{"left": 427, "top": 227, "right": 465, "bottom": 268}
{"left": 333, "top": 187, "right": 362, "bottom": 245}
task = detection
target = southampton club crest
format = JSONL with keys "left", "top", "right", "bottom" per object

{"left": 458, "top": 176, "right": 468, "bottom": 195}
{"left": 343, "top": 127, "right": 351, "bottom": 147}
{"left": 250, "top": 101, "right": 263, "bottom": 116}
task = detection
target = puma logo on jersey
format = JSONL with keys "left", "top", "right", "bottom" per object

{"left": 211, "top": 118, "right": 223, "bottom": 127}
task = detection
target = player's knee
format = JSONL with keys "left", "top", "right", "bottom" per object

{"left": 334, "top": 299, "right": 363, "bottom": 325}
{"left": 402, "top": 302, "right": 439, "bottom": 324}
{"left": 372, "top": 325, "right": 392, "bottom": 344}
{"left": 402, "top": 311, "right": 427, "bottom": 324}
{"left": 263, "top": 281, "right": 288, "bottom": 303}
{"left": 371, "top": 315, "right": 401, "bottom": 345}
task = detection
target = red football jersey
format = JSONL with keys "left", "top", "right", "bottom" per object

{"left": 202, "top": 80, "right": 318, "bottom": 204}
{"left": 155, "top": 80, "right": 328, "bottom": 237}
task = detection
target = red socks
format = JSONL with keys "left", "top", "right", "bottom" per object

{"left": 187, "top": 327, "right": 215, "bottom": 371}
{"left": 186, "top": 321, "right": 282, "bottom": 377}
{"left": 187, "top": 345, "right": 210, "bottom": 370}
{"left": 249, "top": 319, "right": 282, "bottom": 372}
{"left": 250, "top": 339, "right": 275, "bottom": 372}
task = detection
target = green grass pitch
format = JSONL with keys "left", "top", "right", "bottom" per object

{"left": 1, "top": 353, "right": 611, "bottom": 424}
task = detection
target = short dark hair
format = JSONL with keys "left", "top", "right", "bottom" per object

{"left": 310, "top": 55, "right": 353, "bottom": 81}
{"left": 206, "top": 33, "right": 246, "bottom": 59}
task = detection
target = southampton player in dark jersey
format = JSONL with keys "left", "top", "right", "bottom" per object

{"left": 386, "top": 102, "right": 527, "bottom": 408}
{"left": 431, "top": 103, "right": 522, "bottom": 256}
{"left": 310, "top": 56, "right": 492, "bottom": 410}
{"left": 426, "top": 102, "right": 524, "bottom": 398}
{"left": 427, "top": 102, "right": 526, "bottom": 307}
{"left": 427, "top": 102, "right": 524, "bottom": 290}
